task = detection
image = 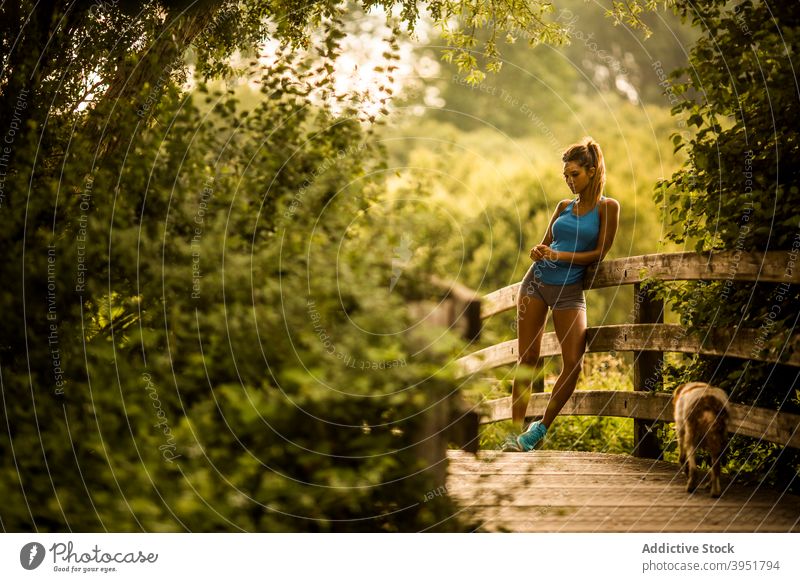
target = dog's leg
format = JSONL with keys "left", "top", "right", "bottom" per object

{"left": 710, "top": 450, "right": 722, "bottom": 498}
{"left": 686, "top": 444, "right": 699, "bottom": 493}
{"left": 677, "top": 425, "right": 687, "bottom": 473}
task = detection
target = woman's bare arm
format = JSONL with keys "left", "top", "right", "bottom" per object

{"left": 531, "top": 199, "right": 570, "bottom": 258}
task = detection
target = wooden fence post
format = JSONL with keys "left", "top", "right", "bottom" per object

{"left": 632, "top": 282, "right": 664, "bottom": 458}
{"left": 429, "top": 276, "right": 481, "bottom": 343}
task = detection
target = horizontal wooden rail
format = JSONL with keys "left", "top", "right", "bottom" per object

{"left": 455, "top": 324, "right": 800, "bottom": 376}
{"left": 481, "top": 250, "right": 800, "bottom": 319}
{"left": 477, "top": 390, "right": 800, "bottom": 449}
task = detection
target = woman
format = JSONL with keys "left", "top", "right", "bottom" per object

{"left": 502, "top": 137, "right": 620, "bottom": 451}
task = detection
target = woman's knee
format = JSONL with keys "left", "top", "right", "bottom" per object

{"left": 518, "top": 350, "right": 541, "bottom": 367}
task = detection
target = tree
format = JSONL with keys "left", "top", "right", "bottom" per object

{"left": 0, "top": 0, "right": 701, "bottom": 531}
{"left": 0, "top": 0, "right": 479, "bottom": 531}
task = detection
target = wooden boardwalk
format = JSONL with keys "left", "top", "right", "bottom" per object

{"left": 446, "top": 450, "right": 800, "bottom": 532}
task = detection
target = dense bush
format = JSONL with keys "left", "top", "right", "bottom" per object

{"left": 649, "top": 0, "right": 800, "bottom": 491}
{"left": 0, "top": 3, "right": 477, "bottom": 531}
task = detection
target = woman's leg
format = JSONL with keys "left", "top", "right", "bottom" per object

{"left": 512, "top": 294, "right": 548, "bottom": 431}
{"left": 541, "top": 307, "right": 587, "bottom": 428}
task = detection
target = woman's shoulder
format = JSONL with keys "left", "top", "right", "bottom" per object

{"left": 597, "top": 196, "right": 620, "bottom": 221}
{"left": 600, "top": 196, "right": 620, "bottom": 211}
{"left": 556, "top": 198, "right": 573, "bottom": 212}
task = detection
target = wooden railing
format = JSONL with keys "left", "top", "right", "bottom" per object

{"left": 451, "top": 251, "right": 800, "bottom": 457}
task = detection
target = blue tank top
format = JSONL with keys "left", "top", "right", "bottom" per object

{"left": 534, "top": 196, "right": 604, "bottom": 285}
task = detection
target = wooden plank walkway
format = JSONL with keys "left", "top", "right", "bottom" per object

{"left": 446, "top": 450, "right": 800, "bottom": 532}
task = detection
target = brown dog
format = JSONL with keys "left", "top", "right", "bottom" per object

{"left": 673, "top": 382, "right": 729, "bottom": 497}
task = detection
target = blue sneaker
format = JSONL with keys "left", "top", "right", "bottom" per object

{"left": 500, "top": 432, "right": 522, "bottom": 452}
{"left": 517, "top": 420, "right": 547, "bottom": 451}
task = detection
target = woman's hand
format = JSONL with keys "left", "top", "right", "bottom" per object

{"left": 530, "top": 244, "right": 558, "bottom": 262}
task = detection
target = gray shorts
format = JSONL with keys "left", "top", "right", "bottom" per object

{"left": 519, "top": 263, "right": 586, "bottom": 311}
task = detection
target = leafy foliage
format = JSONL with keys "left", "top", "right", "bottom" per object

{"left": 0, "top": 1, "right": 481, "bottom": 531}
{"left": 648, "top": 0, "right": 800, "bottom": 492}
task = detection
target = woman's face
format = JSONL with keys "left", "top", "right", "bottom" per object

{"left": 563, "top": 161, "right": 595, "bottom": 197}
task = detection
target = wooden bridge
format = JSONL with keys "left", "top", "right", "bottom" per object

{"left": 432, "top": 251, "right": 800, "bottom": 532}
